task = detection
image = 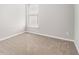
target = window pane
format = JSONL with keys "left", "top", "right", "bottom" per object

{"left": 27, "top": 16, "right": 38, "bottom": 28}
{"left": 28, "top": 4, "right": 39, "bottom": 15}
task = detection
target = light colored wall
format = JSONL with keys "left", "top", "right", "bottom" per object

{"left": 0, "top": 4, "right": 25, "bottom": 39}
{"left": 74, "top": 5, "right": 79, "bottom": 52}
{"left": 26, "top": 4, "right": 74, "bottom": 40}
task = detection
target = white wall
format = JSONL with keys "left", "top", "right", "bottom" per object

{"left": 0, "top": 4, "right": 74, "bottom": 41}
{"left": 0, "top": 4, "right": 25, "bottom": 39}
{"left": 74, "top": 5, "right": 79, "bottom": 53}
{"left": 26, "top": 4, "right": 74, "bottom": 40}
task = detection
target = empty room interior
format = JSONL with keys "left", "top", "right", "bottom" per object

{"left": 0, "top": 4, "right": 79, "bottom": 55}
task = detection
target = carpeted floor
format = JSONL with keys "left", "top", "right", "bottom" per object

{"left": 0, "top": 32, "right": 78, "bottom": 55}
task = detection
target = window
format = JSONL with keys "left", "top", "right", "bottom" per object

{"left": 27, "top": 4, "right": 39, "bottom": 28}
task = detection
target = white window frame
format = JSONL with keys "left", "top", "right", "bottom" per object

{"left": 27, "top": 4, "right": 39, "bottom": 28}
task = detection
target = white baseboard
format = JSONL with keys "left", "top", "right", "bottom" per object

{"left": 0, "top": 31, "right": 25, "bottom": 41}
{"left": 0, "top": 31, "right": 74, "bottom": 42}
{"left": 26, "top": 31, "right": 74, "bottom": 42}
{"left": 74, "top": 41, "right": 79, "bottom": 54}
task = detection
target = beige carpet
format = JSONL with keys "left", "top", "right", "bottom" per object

{"left": 0, "top": 32, "right": 78, "bottom": 55}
